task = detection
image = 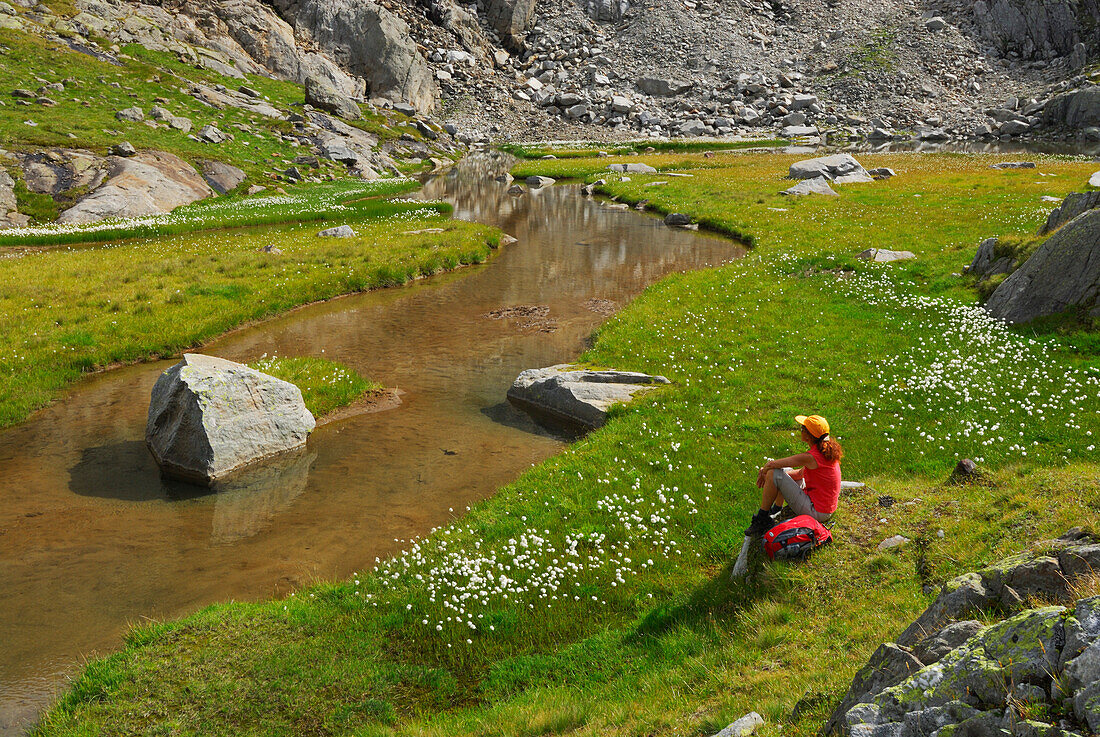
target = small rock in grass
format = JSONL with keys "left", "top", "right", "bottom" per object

{"left": 109, "top": 141, "right": 137, "bottom": 157}
{"left": 318, "top": 225, "right": 356, "bottom": 238}
{"left": 10, "top": 89, "right": 34, "bottom": 99}
{"left": 199, "top": 124, "right": 226, "bottom": 144}
{"left": 1089, "top": 171, "right": 1100, "bottom": 188}
{"left": 260, "top": 244, "right": 282, "bottom": 254}
{"left": 878, "top": 535, "right": 910, "bottom": 551}
{"left": 711, "top": 712, "right": 764, "bottom": 737}
{"left": 607, "top": 162, "right": 657, "bottom": 174}
{"left": 247, "top": 184, "right": 267, "bottom": 195}
{"left": 857, "top": 248, "right": 916, "bottom": 262}
{"left": 782, "top": 177, "right": 837, "bottom": 196}
{"left": 990, "top": 161, "right": 1036, "bottom": 170}
{"left": 665, "top": 212, "right": 692, "bottom": 226}
{"left": 115, "top": 106, "right": 144, "bottom": 122}
{"left": 868, "top": 168, "right": 895, "bottom": 179}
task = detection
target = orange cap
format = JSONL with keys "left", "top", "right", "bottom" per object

{"left": 796, "top": 414, "right": 830, "bottom": 439}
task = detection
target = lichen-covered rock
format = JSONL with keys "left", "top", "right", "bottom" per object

{"left": 145, "top": 354, "right": 316, "bottom": 485}
{"left": 896, "top": 572, "right": 995, "bottom": 647}
{"left": 1039, "top": 191, "right": 1100, "bottom": 236}
{"left": 507, "top": 364, "right": 670, "bottom": 431}
{"left": 912, "top": 620, "right": 984, "bottom": 666}
{"left": 984, "top": 209, "right": 1100, "bottom": 324}
{"left": 823, "top": 643, "right": 924, "bottom": 736}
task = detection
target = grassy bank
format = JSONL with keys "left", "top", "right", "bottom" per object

{"left": 249, "top": 356, "right": 380, "bottom": 418}
{"left": 0, "top": 183, "right": 502, "bottom": 428}
{"left": 36, "top": 151, "right": 1100, "bottom": 737}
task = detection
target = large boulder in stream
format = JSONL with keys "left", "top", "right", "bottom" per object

{"left": 507, "top": 364, "right": 669, "bottom": 431}
{"left": 146, "top": 354, "right": 316, "bottom": 485}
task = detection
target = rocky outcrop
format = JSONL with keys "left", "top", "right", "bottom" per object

{"left": 967, "top": 0, "right": 1099, "bottom": 60}
{"left": 200, "top": 161, "right": 246, "bottom": 195}
{"left": 1040, "top": 191, "right": 1100, "bottom": 236}
{"left": 1043, "top": 86, "right": 1100, "bottom": 131}
{"left": 483, "top": 0, "right": 536, "bottom": 49}
{"left": 145, "top": 354, "right": 316, "bottom": 485}
{"left": 0, "top": 169, "right": 28, "bottom": 229}
{"left": 825, "top": 529, "right": 1100, "bottom": 736}
{"left": 967, "top": 237, "right": 1015, "bottom": 280}
{"left": 270, "top": 0, "right": 437, "bottom": 112}
{"left": 58, "top": 151, "right": 213, "bottom": 225}
{"left": 507, "top": 364, "right": 670, "bottom": 431}
{"left": 305, "top": 76, "right": 362, "bottom": 120}
{"left": 984, "top": 209, "right": 1100, "bottom": 324}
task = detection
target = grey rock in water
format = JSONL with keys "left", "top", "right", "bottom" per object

{"left": 984, "top": 209, "right": 1100, "bottom": 323}
{"left": 201, "top": 160, "right": 246, "bottom": 194}
{"left": 318, "top": 224, "right": 356, "bottom": 237}
{"left": 145, "top": 354, "right": 316, "bottom": 486}
{"left": 305, "top": 76, "right": 362, "bottom": 120}
{"left": 664, "top": 212, "right": 692, "bottom": 226}
{"left": 857, "top": 248, "right": 916, "bottom": 263}
{"left": 57, "top": 151, "right": 213, "bottom": 225}
{"left": 789, "top": 154, "right": 869, "bottom": 181}
{"left": 782, "top": 177, "right": 837, "bottom": 196}
{"left": 525, "top": 175, "right": 555, "bottom": 188}
{"left": 507, "top": 364, "right": 670, "bottom": 431}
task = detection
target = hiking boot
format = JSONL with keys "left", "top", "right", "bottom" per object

{"left": 744, "top": 509, "right": 776, "bottom": 537}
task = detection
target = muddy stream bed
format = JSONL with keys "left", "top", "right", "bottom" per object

{"left": 0, "top": 150, "right": 743, "bottom": 734}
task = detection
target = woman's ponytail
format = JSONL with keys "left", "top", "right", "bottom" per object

{"left": 818, "top": 435, "right": 844, "bottom": 463}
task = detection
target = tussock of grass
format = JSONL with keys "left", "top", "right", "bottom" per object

{"left": 35, "top": 152, "right": 1100, "bottom": 737}
{"left": 0, "top": 184, "right": 501, "bottom": 427}
{"left": 248, "top": 356, "right": 379, "bottom": 418}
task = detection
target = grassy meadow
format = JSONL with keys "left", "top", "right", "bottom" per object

{"left": 33, "top": 150, "right": 1100, "bottom": 736}
{"left": 0, "top": 182, "right": 502, "bottom": 428}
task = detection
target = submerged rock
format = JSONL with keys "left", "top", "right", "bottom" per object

{"left": 145, "top": 354, "right": 316, "bottom": 486}
{"left": 525, "top": 175, "right": 555, "bottom": 188}
{"left": 507, "top": 364, "right": 669, "bottom": 431}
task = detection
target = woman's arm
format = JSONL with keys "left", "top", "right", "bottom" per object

{"left": 764, "top": 452, "right": 817, "bottom": 471}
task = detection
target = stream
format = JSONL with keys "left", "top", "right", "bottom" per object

{"left": 0, "top": 150, "right": 744, "bottom": 734}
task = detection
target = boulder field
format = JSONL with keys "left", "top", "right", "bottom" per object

{"left": 825, "top": 528, "right": 1100, "bottom": 737}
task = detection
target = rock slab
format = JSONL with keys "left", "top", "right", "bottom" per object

{"left": 146, "top": 354, "right": 316, "bottom": 485}
{"left": 58, "top": 151, "right": 213, "bottom": 224}
{"left": 789, "top": 154, "right": 869, "bottom": 181}
{"left": 507, "top": 364, "right": 670, "bottom": 430}
{"left": 984, "top": 208, "right": 1100, "bottom": 323}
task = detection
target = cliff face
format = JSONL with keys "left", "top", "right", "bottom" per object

{"left": 965, "top": 0, "right": 1100, "bottom": 60}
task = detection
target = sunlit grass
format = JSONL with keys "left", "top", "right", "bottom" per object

{"left": 34, "top": 152, "right": 1100, "bottom": 737}
{"left": 0, "top": 186, "right": 501, "bottom": 428}
{"left": 249, "top": 356, "right": 380, "bottom": 418}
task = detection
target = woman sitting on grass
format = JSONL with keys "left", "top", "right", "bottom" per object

{"left": 744, "top": 414, "right": 844, "bottom": 536}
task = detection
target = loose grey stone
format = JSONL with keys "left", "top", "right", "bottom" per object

{"left": 525, "top": 175, "right": 555, "bottom": 188}
{"left": 857, "top": 249, "right": 917, "bottom": 263}
{"left": 318, "top": 224, "right": 356, "bottom": 237}
{"left": 507, "top": 364, "right": 670, "bottom": 431}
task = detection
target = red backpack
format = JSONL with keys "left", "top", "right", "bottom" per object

{"left": 763, "top": 515, "right": 832, "bottom": 561}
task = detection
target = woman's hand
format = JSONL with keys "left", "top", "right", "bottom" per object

{"left": 756, "top": 462, "right": 772, "bottom": 488}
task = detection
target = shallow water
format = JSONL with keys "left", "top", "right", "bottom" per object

{"left": 0, "top": 150, "right": 743, "bottom": 734}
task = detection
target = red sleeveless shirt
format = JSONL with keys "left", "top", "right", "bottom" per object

{"left": 804, "top": 445, "right": 841, "bottom": 514}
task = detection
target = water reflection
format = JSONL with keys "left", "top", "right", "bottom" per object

{"left": 0, "top": 151, "right": 743, "bottom": 734}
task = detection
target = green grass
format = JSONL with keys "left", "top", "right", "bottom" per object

{"left": 500, "top": 139, "right": 786, "bottom": 160}
{"left": 0, "top": 184, "right": 502, "bottom": 428}
{"left": 0, "top": 179, "right": 420, "bottom": 247}
{"left": 249, "top": 356, "right": 380, "bottom": 418}
{"left": 34, "top": 151, "right": 1100, "bottom": 737}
